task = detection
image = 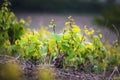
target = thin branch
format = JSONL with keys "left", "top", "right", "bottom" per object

{"left": 108, "top": 67, "right": 120, "bottom": 80}
{"left": 112, "top": 24, "right": 120, "bottom": 41}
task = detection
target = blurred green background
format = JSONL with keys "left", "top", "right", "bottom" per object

{"left": 1, "top": 0, "right": 118, "bottom": 13}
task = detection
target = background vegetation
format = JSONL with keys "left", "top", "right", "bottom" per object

{"left": 94, "top": 1, "right": 120, "bottom": 43}
{"left": 8, "top": 0, "right": 101, "bottom": 13}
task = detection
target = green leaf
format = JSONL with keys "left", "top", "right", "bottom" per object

{"left": 51, "top": 33, "right": 63, "bottom": 41}
{"left": 41, "top": 46, "right": 48, "bottom": 56}
{"left": 80, "top": 43, "right": 85, "bottom": 51}
{"left": 67, "top": 49, "right": 75, "bottom": 59}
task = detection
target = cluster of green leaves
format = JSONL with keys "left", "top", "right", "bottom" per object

{"left": 13, "top": 29, "right": 51, "bottom": 62}
{"left": 1, "top": 0, "right": 120, "bottom": 74}
{"left": 47, "top": 16, "right": 108, "bottom": 72}
{"left": 0, "top": 0, "right": 25, "bottom": 55}
{"left": 12, "top": 16, "right": 120, "bottom": 74}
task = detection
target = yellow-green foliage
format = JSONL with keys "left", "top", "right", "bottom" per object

{"left": 0, "top": 0, "right": 25, "bottom": 54}
{"left": 1, "top": 0, "right": 120, "bottom": 74}
{"left": 13, "top": 16, "right": 120, "bottom": 73}
{"left": 13, "top": 28, "right": 51, "bottom": 61}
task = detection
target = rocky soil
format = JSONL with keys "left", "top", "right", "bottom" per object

{"left": 0, "top": 55, "right": 120, "bottom": 80}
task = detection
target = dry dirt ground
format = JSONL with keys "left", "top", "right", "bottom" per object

{"left": 0, "top": 55, "right": 120, "bottom": 80}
